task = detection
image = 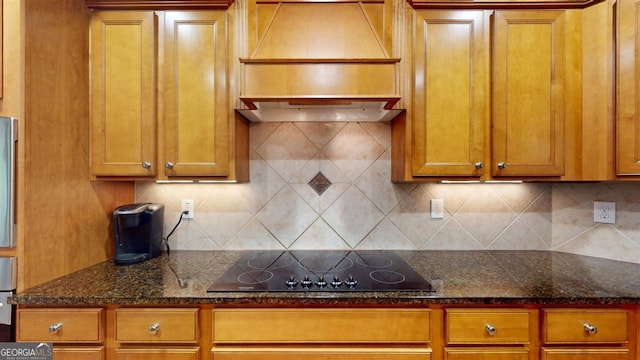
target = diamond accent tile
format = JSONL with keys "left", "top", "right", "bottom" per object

{"left": 308, "top": 172, "right": 332, "bottom": 195}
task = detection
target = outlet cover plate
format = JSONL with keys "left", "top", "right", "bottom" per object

{"left": 593, "top": 201, "right": 615, "bottom": 224}
{"left": 181, "top": 199, "right": 195, "bottom": 219}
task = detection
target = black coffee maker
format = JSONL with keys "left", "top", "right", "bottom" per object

{"left": 113, "top": 203, "right": 164, "bottom": 265}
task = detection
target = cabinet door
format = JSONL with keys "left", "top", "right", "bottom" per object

{"left": 212, "top": 348, "right": 431, "bottom": 360}
{"left": 492, "top": 10, "right": 565, "bottom": 177}
{"left": 445, "top": 348, "right": 529, "bottom": 360}
{"left": 90, "top": 11, "right": 157, "bottom": 177}
{"left": 163, "top": 11, "right": 230, "bottom": 177}
{"left": 541, "top": 348, "right": 630, "bottom": 360}
{"left": 114, "top": 348, "right": 200, "bottom": 360}
{"left": 53, "top": 347, "right": 105, "bottom": 360}
{"left": 412, "top": 10, "right": 486, "bottom": 177}
{"left": 617, "top": 0, "right": 640, "bottom": 174}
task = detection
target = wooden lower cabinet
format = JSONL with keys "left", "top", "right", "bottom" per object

{"left": 110, "top": 308, "right": 201, "bottom": 360}
{"left": 445, "top": 347, "right": 529, "bottom": 360}
{"left": 114, "top": 348, "right": 200, "bottom": 360}
{"left": 211, "top": 308, "right": 431, "bottom": 360}
{"left": 17, "top": 308, "right": 105, "bottom": 359}
{"left": 212, "top": 308, "right": 430, "bottom": 343}
{"left": 540, "top": 308, "right": 634, "bottom": 360}
{"left": 17, "top": 308, "right": 105, "bottom": 342}
{"left": 540, "top": 348, "right": 630, "bottom": 360}
{"left": 53, "top": 347, "right": 106, "bottom": 360}
{"left": 212, "top": 347, "right": 431, "bottom": 360}
{"left": 444, "top": 308, "right": 536, "bottom": 360}
{"left": 15, "top": 305, "right": 638, "bottom": 360}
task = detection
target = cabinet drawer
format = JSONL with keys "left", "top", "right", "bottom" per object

{"left": 53, "top": 346, "right": 105, "bottom": 360}
{"left": 114, "top": 347, "right": 200, "bottom": 360}
{"left": 17, "top": 308, "right": 104, "bottom": 343}
{"left": 542, "top": 309, "right": 628, "bottom": 344}
{"left": 446, "top": 309, "right": 531, "bottom": 344}
{"left": 541, "top": 348, "right": 630, "bottom": 360}
{"left": 212, "top": 347, "right": 431, "bottom": 360}
{"left": 445, "top": 347, "right": 530, "bottom": 360}
{"left": 213, "top": 308, "right": 430, "bottom": 343}
{"left": 115, "top": 308, "right": 199, "bottom": 343}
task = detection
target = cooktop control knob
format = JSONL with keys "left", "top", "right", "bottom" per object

{"left": 301, "top": 275, "right": 313, "bottom": 289}
{"left": 316, "top": 275, "right": 327, "bottom": 288}
{"left": 330, "top": 275, "right": 342, "bottom": 288}
{"left": 300, "top": 275, "right": 313, "bottom": 290}
{"left": 344, "top": 275, "right": 357, "bottom": 289}
{"left": 285, "top": 275, "right": 298, "bottom": 289}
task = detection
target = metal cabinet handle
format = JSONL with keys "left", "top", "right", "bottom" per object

{"left": 165, "top": 162, "right": 174, "bottom": 169}
{"left": 142, "top": 161, "right": 152, "bottom": 169}
{"left": 497, "top": 162, "right": 507, "bottom": 169}
{"left": 49, "top": 322, "right": 63, "bottom": 333}
{"left": 148, "top": 322, "right": 160, "bottom": 335}
{"left": 584, "top": 323, "right": 598, "bottom": 335}
{"left": 485, "top": 323, "right": 497, "bottom": 336}
{"left": 475, "top": 162, "right": 484, "bottom": 169}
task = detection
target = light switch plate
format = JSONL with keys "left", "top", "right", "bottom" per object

{"left": 593, "top": 201, "right": 615, "bottom": 224}
{"left": 430, "top": 199, "right": 444, "bottom": 219}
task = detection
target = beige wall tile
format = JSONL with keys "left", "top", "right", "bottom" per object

{"left": 135, "top": 122, "right": 640, "bottom": 263}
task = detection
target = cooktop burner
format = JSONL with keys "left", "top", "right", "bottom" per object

{"left": 207, "top": 250, "right": 435, "bottom": 292}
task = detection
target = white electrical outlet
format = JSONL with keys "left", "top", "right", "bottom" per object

{"left": 430, "top": 199, "right": 444, "bottom": 219}
{"left": 593, "top": 201, "right": 615, "bottom": 224}
{"left": 181, "top": 199, "right": 195, "bottom": 219}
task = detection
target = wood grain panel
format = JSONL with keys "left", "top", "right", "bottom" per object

{"left": 445, "top": 309, "right": 532, "bottom": 345}
{"left": 445, "top": 348, "right": 529, "bottom": 360}
{"left": 114, "top": 348, "right": 200, "bottom": 360}
{"left": 212, "top": 347, "right": 431, "bottom": 360}
{"left": 163, "top": 11, "right": 230, "bottom": 177}
{"left": 115, "top": 308, "right": 199, "bottom": 343}
{"left": 22, "top": 0, "right": 134, "bottom": 289}
{"left": 617, "top": 0, "right": 640, "bottom": 175}
{"left": 213, "top": 308, "right": 430, "bottom": 344}
{"left": 53, "top": 347, "right": 105, "bottom": 360}
{"left": 412, "top": 10, "right": 486, "bottom": 177}
{"left": 580, "top": 0, "right": 615, "bottom": 180}
{"left": 541, "top": 348, "right": 630, "bottom": 360}
{"left": 90, "top": 11, "right": 157, "bottom": 177}
{"left": 17, "top": 308, "right": 105, "bottom": 342}
{"left": 492, "top": 10, "right": 565, "bottom": 177}
{"left": 251, "top": 3, "right": 387, "bottom": 59}
{"left": 542, "top": 309, "right": 629, "bottom": 344}
{"left": 85, "top": 0, "right": 232, "bottom": 9}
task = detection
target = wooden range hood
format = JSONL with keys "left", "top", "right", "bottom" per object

{"left": 236, "top": 1, "right": 404, "bottom": 122}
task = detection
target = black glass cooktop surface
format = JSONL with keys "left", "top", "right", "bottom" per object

{"left": 207, "top": 250, "right": 434, "bottom": 292}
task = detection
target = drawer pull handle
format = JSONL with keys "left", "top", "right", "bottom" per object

{"left": 584, "top": 323, "right": 598, "bottom": 335}
{"left": 148, "top": 322, "right": 160, "bottom": 335}
{"left": 49, "top": 322, "right": 63, "bottom": 333}
{"left": 485, "top": 323, "right": 497, "bottom": 336}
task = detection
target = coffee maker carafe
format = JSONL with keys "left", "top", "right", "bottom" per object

{"left": 113, "top": 203, "right": 164, "bottom": 265}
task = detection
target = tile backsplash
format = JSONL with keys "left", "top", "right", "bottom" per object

{"left": 136, "top": 122, "right": 640, "bottom": 263}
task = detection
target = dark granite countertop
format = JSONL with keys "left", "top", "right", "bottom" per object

{"left": 10, "top": 250, "right": 640, "bottom": 306}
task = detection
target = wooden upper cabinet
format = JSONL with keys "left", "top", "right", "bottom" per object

{"left": 492, "top": 10, "right": 565, "bottom": 177}
{"left": 162, "top": 11, "right": 231, "bottom": 177}
{"left": 411, "top": 10, "right": 487, "bottom": 177}
{"left": 90, "top": 11, "right": 157, "bottom": 178}
{"left": 84, "top": 0, "right": 232, "bottom": 10}
{"left": 394, "top": 9, "right": 568, "bottom": 181}
{"left": 90, "top": 10, "right": 249, "bottom": 181}
{"left": 617, "top": 0, "right": 640, "bottom": 175}
{"left": 408, "top": 0, "right": 603, "bottom": 9}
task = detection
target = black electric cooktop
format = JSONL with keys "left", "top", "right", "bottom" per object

{"left": 207, "top": 250, "right": 435, "bottom": 292}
